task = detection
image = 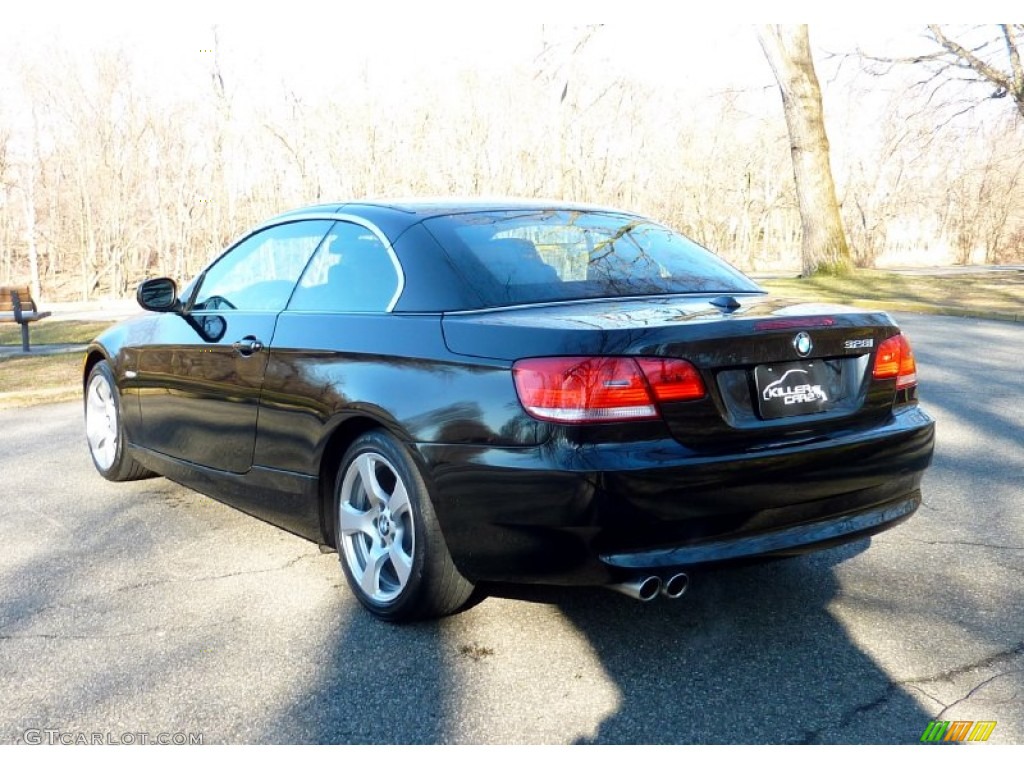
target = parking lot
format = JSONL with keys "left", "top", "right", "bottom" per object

{"left": 1, "top": 313, "right": 1021, "bottom": 744}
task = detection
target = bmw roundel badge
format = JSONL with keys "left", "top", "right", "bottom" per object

{"left": 793, "top": 332, "right": 813, "bottom": 357}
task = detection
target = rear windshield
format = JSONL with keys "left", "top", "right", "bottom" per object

{"left": 421, "top": 210, "right": 761, "bottom": 308}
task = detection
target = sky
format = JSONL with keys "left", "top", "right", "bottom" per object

{"left": 0, "top": 1, "right": 1005, "bottom": 92}
{"left": 1, "top": 2, "right": 1016, "bottom": 168}
{"left": 0, "top": 8, "right": 951, "bottom": 105}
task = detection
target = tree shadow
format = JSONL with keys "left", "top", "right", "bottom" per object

{"left": 267, "top": 606, "right": 454, "bottom": 744}
{"left": 274, "top": 537, "right": 936, "bottom": 744}
{"left": 480, "top": 540, "right": 931, "bottom": 744}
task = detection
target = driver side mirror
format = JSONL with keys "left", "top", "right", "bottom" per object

{"left": 136, "top": 277, "right": 181, "bottom": 313}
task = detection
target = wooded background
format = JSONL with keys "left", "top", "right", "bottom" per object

{"left": 1, "top": 23, "right": 1021, "bottom": 301}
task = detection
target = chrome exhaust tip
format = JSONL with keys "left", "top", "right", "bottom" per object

{"left": 660, "top": 572, "right": 689, "bottom": 599}
{"left": 605, "top": 575, "right": 662, "bottom": 602}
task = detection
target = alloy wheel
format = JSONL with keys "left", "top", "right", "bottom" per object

{"left": 86, "top": 373, "right": 118, "bottom": 472}
{"left": 338, "top": 452, "right": 415, "bottom": 604}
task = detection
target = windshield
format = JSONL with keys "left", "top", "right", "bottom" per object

{"left": 422, "top": 209, "right": 761, "bottom": 308}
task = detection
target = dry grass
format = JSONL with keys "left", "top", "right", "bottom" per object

{"left": 0, "top": 319, "right": 108, "bottom": 407}
{"left": 0, "top": 319, "right": 112, "bottom": 347}
{"left": 761, "top": 270, "right": 1024, "bottom": 321}
{"left": 0, "top": 352, "right": 83, "bottom": 408}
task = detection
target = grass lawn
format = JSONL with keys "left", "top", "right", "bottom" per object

{"left": 0, "top": 319, "right": 112, "bottom": 347}
{"left": 0, "top": 320, "right": 112, "bottom": 408}
{"left": 0, "top": 352, "right": 84, "bottom": 407}
{"left": 761, "top": 269, "right": 1024, "bottom": 321}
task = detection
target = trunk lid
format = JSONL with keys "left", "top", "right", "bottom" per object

{"left": 441, "top": 295, "right": 906, "bottom": 449}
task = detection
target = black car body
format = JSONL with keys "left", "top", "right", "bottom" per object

{"left": 84, "top": 200, "right": 935, "bottom": 620}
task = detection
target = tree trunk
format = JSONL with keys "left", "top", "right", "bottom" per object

{"left": 759, "top": 25, "right": 851, "bottom": 276}
{"left": 20, "top": 166, "right": 42, "bottom": 300}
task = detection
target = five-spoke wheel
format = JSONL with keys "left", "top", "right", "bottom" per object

{"left": 335, "top": 430, "right": 475, "bottom": 621}
{"left": 338, "top": 451, "right": 415, "bottom": 604}
{"left": 84, "top": 361, "right": 155, "bottom": 482}
{"left": 85, "top": 368, "right": 119, "bottom": 473}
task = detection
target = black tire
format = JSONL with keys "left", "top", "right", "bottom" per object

{"left": 334, "top": 430, "right": 476, "bottom": 621}
{"left": 84, "top": 361, "right": 156, "bottom": 482}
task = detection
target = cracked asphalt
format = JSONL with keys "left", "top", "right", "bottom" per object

{"left": 0, "top": 313, "right": 1021, "bottom": 744}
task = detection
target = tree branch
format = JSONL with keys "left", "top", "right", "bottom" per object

{"left": 927, "top": 24, "right": 1012, "bottom": 93}
{"left": 1002, "top": 24, "right": 1024, "bottom": 97}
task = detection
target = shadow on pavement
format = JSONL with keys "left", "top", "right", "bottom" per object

{"left": 485, "top": 541, "right": 932, "bottom": 744}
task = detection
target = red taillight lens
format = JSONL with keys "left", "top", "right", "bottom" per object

{"left": 512, "top": 356, "right": 705, "bottom": 424}
{"left": 873, "top": 336, "right": 901, "bottom": 379}
{"left": 897, "top": 338, "right": 918, "bottom": 389}
{"left": 873, "top": 334, "right": 918, "bottom": 390}
{"left": 636, "top": 358, "right": 707, "bottom": 401}
{"left": 513, "top": 357, "right": 656, "bottom": 423}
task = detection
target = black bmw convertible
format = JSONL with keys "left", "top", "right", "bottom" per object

{"left": 83, "top": 200, "right": 935, "bottom": 620}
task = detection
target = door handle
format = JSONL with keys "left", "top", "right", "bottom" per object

{"left": 231, "top": 336, "right": 264, "bottom": 355}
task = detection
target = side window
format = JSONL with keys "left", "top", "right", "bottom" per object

{"left": 288, "top": 221, "right": 401, "bottom": 312}
{"left": 191, "top": 220, "right": 333, "bottom": 312}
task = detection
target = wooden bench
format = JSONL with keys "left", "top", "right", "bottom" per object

{"left": 0, "top": 285, "right": 52, "bottom": 352}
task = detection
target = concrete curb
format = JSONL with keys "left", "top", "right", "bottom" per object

{"left": 0, "top": 344, "right": 88, "bottom": 360}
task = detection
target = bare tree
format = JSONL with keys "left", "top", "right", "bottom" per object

{"left": 866, "top": 25, "right": 1024, "bottom": 120}
{"left": 759, "top": 25, "right": 851, "bottom": 276}
{"left": 4, "top": 25, "right": 1021, "bottom": 299}
{"left": 928, "top": 25, "right": 1024, "bottom": 116}
{"left": 0, "top": 119, "right": 13, "bottom": 285}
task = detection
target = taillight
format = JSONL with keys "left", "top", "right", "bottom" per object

{"left": 636, "top": 358, "right": 707, "bottom": 401}
{"left": 873, "top": 334, "right": 918, "bottom": 390}
{"left": 512, "top": 356, "right": 706, "bottom": 424}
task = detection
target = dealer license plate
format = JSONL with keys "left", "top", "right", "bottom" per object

{"left": 754, "top": 361, "right": 831, "bottom": 419}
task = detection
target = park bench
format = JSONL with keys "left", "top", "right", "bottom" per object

{"left": 0, "top": 285, "right": 52, "bottom": 352}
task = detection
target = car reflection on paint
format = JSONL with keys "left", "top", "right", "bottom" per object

{"left": 83, "top": 200, "right": 935, "bottom": 621}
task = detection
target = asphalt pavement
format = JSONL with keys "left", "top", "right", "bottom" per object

{"left": 0, "top": 313, "right": 1021, "bottom": 744}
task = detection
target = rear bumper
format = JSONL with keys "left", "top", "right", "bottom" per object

{"left": 601, "top": 492, "right": 919, "bottom": 570}
{"left": 417, "top": 405, "right": 935, "bottom": 585}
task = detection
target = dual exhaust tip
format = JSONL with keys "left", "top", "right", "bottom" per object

{"left": 605, "top": 572, "right": 689, "bottom": 602}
